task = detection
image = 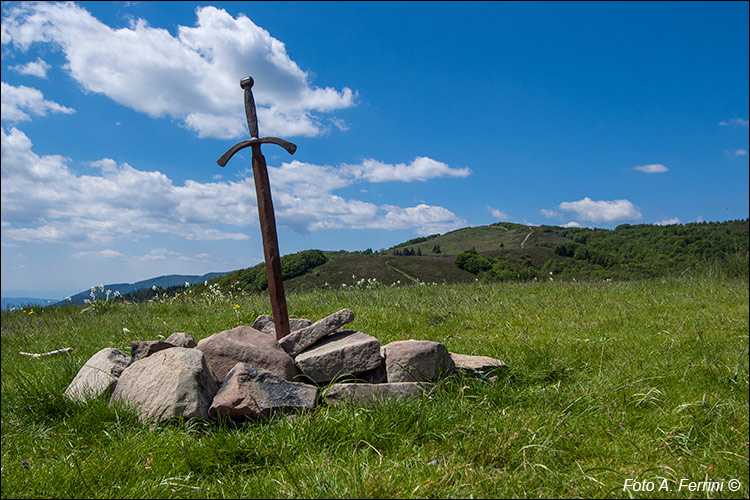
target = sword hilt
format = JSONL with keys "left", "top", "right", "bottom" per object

{"left": 217, "top": 76, "right": 297, "bottom": 167}
{"left": 240, "top": 76, "right": 259, "bottom": 139}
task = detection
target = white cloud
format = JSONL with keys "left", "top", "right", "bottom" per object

{"left": 1, "top": 127, "right": 466, "bottom": 244}
{"left": 1, "top": 127, "right": 252, "bottom": 243}
{"left": 654, "top": 217, "right": 680, "bottom": 226}
{"left": 1, "top": 3, "right": 355, "bottom": 138}
{"left": 376, "top": 204, "right": 465, "bottom": 235}
{"left": 557, "top": 197, "right": 642, "bottom": 224}
{"left": 347, "top": 157, "right": 470, "bottom": 183}
{"left": 487, "top": 206, "right": 508, "bottom": 220}
{"left": 632, "top": 163, "right": 668, "bottom": 173}
{"left": 135, "top": 248, "right": 184, "bottom": 262}
{"left": 540, "top": 208, "right": 561, "bottom": 218}
{"left": 10, "top": 58, "right": 51, "bottom": 78}
{"left": 71, "top": 249, "right": 125, "bottom": 260}
{"left": 562, "top": 221, "right": 582, "bottom": 228}
{"left": 724, "top": 148, "right": 747, "bottom": 157}
{"left": 718, "top": 118, "right": 749, "bottom": 127}
{"left": 1, "top": 82, "right": 75, "bottom": 121}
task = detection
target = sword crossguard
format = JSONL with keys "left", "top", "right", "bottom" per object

{"left": 217, "top": 76, "right": 297, "bottom": 167}
{"left": 217, "top": 137, "right": 296, "bottom": 167}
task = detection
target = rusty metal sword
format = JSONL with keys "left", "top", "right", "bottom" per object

{"left": 217, "top": 76, "right": 295, "bottom": 340}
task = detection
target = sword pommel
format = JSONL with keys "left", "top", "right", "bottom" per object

{"left": 240, "top": 76, "right": 254, "bottom": 90}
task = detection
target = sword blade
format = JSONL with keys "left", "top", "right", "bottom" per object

{"left": 251, "top": 145, "right": 290, "bottom": 340}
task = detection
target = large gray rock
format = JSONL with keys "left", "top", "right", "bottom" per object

{"left": 196, "top": 326, "right": 299, "bottom": 383}
{"left": 64, "top": 348, "right": 130, "bottom": 402}
{"left": 382, "top": 340, "right": 455, "bottom": 383}
{"left": 129, "top": 340, "right": 175, "bottom": 364}
{"left": 449, "top": 352, "right": 506, "bottom": 372}
{"left": 278, "top": 308, "right": 355, "bottom": 358}
{"left": 252, "top": 315, "right": 313, "bottom": 337}
{"left": 295, "top": 330, "right": 381, "bottom": 385}
{"left": 324, "top": 382, "right": 432, "bottom": 406}
{"left": 210, "top": 363, "right": 317, "bottom": 420}
{"left": 165, "top": 332, "right": 197, "bottom": 348}
{"left": 110, "top": 348, "right": 217, "bottom": 422}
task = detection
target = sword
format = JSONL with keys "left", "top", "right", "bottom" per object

{"left": 217, "top": 76, "right": 295, "bottom": 340}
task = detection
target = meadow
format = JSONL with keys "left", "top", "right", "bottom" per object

{"left": 1, "top": 276, "right": 748, "bottom": 498}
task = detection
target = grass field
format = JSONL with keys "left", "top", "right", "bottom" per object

{"left": 1, "top": 276, "right": 748, "bottom": 498}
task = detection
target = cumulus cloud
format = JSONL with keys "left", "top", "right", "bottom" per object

{"left": 1, "top": 82, "right": 75, "bottom": 121}
{"left": 1, "top": 3, "right": 355, "bottom": 138}
{"left": 632, "top": 163, "right": 668, "bottom": 173}
{"left": 346, "top": 157, "right": 470, "bottom": 183}
{"left": 718, "top": 118, "right": 749, "bottom": 127}
{"left": 1, "top": 127, "right": 466, "bottom": 244}
{"left": 10, "top": 58, "right": 51, "bottom": 78}
{"left": 487, "top": 206, "right": 508, "bottom": 220}
{"left": 654, "top": 217, "right": 680, "bottom": 226}
{"left": 540, "top": 208, "right": 561, "bottom": 218}
{"left": 557, "top": 197, "right": 642, "bottom": 224}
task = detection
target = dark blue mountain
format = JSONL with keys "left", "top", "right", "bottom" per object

{"left": 2, "top": 297, "right": 59, "bottom": 310}
{"left": 56, "top": 272, "right": 230, "bottom": 306}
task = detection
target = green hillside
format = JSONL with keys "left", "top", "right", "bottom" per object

{"left": 386, "top": 222, "right": 534, "bottom": 256}
{"left": 284, "top": 254, "right": 477, "bottom": 294}
{"left": 131, "top": 219, "right": 748, "bottom": 301}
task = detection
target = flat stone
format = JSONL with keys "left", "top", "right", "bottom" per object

{"left": 64, "top": 348, "right": 130, "bottom": 401}
{"left": 165, "top": 332, "right": 197, "bottom": 348}
{"left": 129, "top": 340, "right": 175, "bottom": 364}
{"left": 382, "top": 340, "right": 455, "bottom": 383}
{"left": 252, "top": 315, "right": 313, "bottom": 337}
{"left": 449, "top": 352, "right": 506, "bottom": 372}
{"left": 196, "top": 326, "right": 299, "bottom": 384}
{"left": 295, "top": 330, "right": 380, "bottom": 385}
{"left": 278, "top": 308, "right": 354, "bottom": 358}
{"left": 324, "top": 382, "right": 433, "bottom": 406}
{"left": 209, "top": 363, "right": 317, "bottom": 420}
{"left": 110, "top": 348, "right": 218, "bottom": 422}
{"left": 357, "top": 356, "right": 388, "bottom": 384}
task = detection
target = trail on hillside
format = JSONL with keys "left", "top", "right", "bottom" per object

{"left": 520, "top": 226, "right": 534, "bottom": 248}
{"left": 385, "top": 260, "right": 419, "bottom": 283}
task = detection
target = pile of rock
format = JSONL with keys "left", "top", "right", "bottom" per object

{"left": 63, "top": 309, "right": 506, "bottom": 424}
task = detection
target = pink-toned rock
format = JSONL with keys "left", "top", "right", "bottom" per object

{"left": 449, "top": 352, "right": 506, "bottom": 372}
{"left": 64, "top": 348, "right": 130, "bottom": 401}
{"left": 210, "top": 363, "right": 317, "bottom": 420}
{"left": 295, "top": 330, "right": 380, "bottom": 384}
{"left": 165, "top": 332, "right": 197, "bottom": 348}
{"left": 251, "top": 315, "right": 313, "bottom": 337}
{"left": 110, "top": 348, "right": 217, "bottom": 422}
{"left": 278, "top": 309, "right": 355, "bottom": 357}
{"left": 129, "top": 340, "right": 175, "bottom": 364}
{"left": 324, "top": 382, "right": 432, "bottom": 406}
{"left": 196, "top": 326, "right": 299, "bottom": 384}
{"left": 382, "top": 340, "right": 455, "bottom": 383}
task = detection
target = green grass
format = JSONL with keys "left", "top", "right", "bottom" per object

{"left": 2, "top": 277, "right": 748, "bottom": 498}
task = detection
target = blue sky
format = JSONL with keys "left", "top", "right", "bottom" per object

{"left": 1, "top": 1, "right": 748, "bottom": 299}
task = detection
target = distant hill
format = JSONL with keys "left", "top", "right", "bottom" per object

{"left": 2, "top": 297, "right": 59, "bottom": 310}
{"left": 58, "top": 272, "right": 230, "bottom": 305}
